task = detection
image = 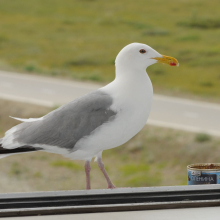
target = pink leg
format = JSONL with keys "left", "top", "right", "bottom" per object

{"left": 85, "top": 160, "right": 91, "bottom": 190}
{"left": 97, "top": 157, "right": 116, "bottom": 189}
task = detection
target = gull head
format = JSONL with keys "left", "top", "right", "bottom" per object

{"left": 115, "top": 43, "right": 179, "bottom": 71}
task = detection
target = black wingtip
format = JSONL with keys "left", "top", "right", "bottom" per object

{"left": 0, "top": 146, "right": 41, "bottom": 155}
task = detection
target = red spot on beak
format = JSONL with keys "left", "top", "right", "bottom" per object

{"left": 170, "top": 62, "right": 177, "bottom": 66}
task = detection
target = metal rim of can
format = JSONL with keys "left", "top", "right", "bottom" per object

{"left": 187, "top": 163, "right": 220, "bottom": 171}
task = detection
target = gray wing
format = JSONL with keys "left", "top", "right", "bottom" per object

{"left": 12, "top": 90, "right": 117, "bottom": 150}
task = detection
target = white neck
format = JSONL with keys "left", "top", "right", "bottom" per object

{"left": 115, "top": 62, "right": 144, "bottom": 81}
{"left": 101, "top": 66, "right": 153, "bottom": 105}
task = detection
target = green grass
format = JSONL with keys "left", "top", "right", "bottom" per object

{"left": 9, "top": 162, "right": 23, "bottom": 176}
{"left": 0, "top": 0, "right": 220, "bottom": 99}
{"left": 195, "top": 133, "right": 211, "bottom": 142}
{"left": 50, "top": 160, "right": 83, "bottom": 171}
{"left": 178, "top": 18, "right": 220, "bottom": 29}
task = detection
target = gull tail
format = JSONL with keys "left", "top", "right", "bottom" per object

{"left": 0, "top": 138, "right": 41, "bottom": 159}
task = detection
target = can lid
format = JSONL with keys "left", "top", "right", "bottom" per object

{"left": 187, "top": 163, "right": 220, "bottom": 171}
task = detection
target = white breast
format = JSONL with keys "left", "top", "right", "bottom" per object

{"left": 69, "top": 72, "right": 153, "bottom": 161}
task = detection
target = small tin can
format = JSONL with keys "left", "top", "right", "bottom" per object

{"left": 187, "top": 163, "right": 220, "bottom": 185}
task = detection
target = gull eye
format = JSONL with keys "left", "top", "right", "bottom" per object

{"left": 139, "top": 49, "right": 146, "bottom": 54}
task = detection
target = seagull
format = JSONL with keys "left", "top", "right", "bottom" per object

{"left": 0, "top": 43, "right": 178, "bottom": 190}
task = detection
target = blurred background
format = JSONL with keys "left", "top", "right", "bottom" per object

{"left": 0, "top": 0, "right": 220, "bottom": 192}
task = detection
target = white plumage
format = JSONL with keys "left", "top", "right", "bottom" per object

{"left": 0, "top": 43, "right": 178, "bottom": 189}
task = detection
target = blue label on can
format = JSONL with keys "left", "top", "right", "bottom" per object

{"left": 188, "top": 170, "right": 220, "bottom": 185}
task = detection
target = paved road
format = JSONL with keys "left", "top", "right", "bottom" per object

{"left": 0, "top": 70, "right": 219, "bottom": 137}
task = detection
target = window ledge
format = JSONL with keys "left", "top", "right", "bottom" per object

{"left": 0, "top": 185, "right": 220, "bottom": 217}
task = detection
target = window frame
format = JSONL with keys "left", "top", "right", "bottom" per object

{"left": 0, "top": 185, "right": 220, "bottom": 217}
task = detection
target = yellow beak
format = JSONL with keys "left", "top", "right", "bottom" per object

{"left": 151, "top": 55, "right": 179, "bottom": 66}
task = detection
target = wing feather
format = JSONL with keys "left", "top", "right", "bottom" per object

{"left": 2, "top": 91, "right": 117, "bottom": 151}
